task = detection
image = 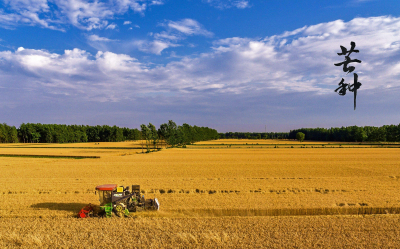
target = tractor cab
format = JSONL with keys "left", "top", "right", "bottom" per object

{"left": 95, "top": 184, "right": 117, "bottom": 205}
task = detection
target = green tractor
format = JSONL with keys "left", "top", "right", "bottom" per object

{"left": 78, "top": 184, "right": 159, "bottom": 218}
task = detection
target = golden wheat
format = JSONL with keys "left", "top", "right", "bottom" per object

{"left": 1, "top": 140, "right": 400, "bottom": 247}
{"left": 1, "top": 215, "right": 400, "bottom": 248}
{"left": 1, "top": 143, "right": 400, "bottom": 217}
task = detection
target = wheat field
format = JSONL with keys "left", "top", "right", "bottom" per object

{"left": 1, "top": 140, "right": 400, "bottom": 248}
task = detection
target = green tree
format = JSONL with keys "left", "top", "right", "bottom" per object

{"left": 353, "top": 126, "right": 367, "bottom": 142}
{"left": 148, "top": 123, "right": 159, "bottom": 150}
{"left": 31, "top": 132, "right": 41, "bottom": 143}
{"left": 140, "top": 124, "right": 151, "bottom": 152}
{"left": 296, "top": 132, "right": 305, "bottom": 142}
{"left": 159, "top": 120, "right": 179, "bottom": 147}
{"left": 7, "top": 126, "right": 19, "bottom": 143}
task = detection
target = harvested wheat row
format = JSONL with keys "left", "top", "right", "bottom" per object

{"left": 170, "top": 207, "right": 400, "bottom": 217}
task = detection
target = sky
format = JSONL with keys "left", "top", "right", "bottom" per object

{"left": 0, "top": 0, "right": 399, "bottom": 132}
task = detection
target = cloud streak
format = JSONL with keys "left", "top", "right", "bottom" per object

{"left": 165, "top": 19, "right": 213, "bottom": 37}
{"left": 87, "top": 34, "right": 117, "bottom": 42}
{"left": 203, "top": 0, "right": 251, "bottom": 9}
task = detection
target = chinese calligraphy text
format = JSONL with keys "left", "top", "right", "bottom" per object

{"left": 334, "top": 41, "right": 362, "bottom": 110}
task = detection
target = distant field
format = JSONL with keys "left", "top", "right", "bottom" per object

{"left": 1, "top": 140, "right": 399, "bottom": 247}
{"left": 194, "top": 139, "right": 400, "bottom": 147}
{"left": 196, "top": 139, "right": 341, "bottom": 144}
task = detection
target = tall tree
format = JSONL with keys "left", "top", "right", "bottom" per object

{"left": 148, "top": 123, "right": 159, "bottom": 150}
{"left": 140, "top": 124, "right": 151, "bottom": 152}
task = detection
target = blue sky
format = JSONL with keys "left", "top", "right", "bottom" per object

{"left": 0, "top": 0, "right": 399, "bottom": 132}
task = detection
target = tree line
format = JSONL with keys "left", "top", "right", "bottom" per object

{"left": 141, "top": 120, "right": 219, "bottom": 150}
{"left": 3, "top": 122, "right": 399, "bottom": 144}
{"left": 0, "top": 121, "right": 218, "bottom": 144}
{"left": 17, "top": 123, "right": 141, "bottom": 143}
{"left": 289, "top": 124, "right": 400, "bottom": 142}
{"left": 0, "top": 123, "right": 18, "bottom": 143}
{"left": 219, "top": 132, "right": 289, "bottom": 139}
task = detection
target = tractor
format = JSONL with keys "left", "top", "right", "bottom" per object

{"left": 78, "top": 184, "right": 159, "bottom": 218}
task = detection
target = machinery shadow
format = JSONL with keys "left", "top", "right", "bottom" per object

{"left": 30, "top": 202, "right": 93, "bottom": 212}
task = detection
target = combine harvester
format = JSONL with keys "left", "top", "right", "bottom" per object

{"left": 78, "top": 184, "right": 159, "bottom": 218}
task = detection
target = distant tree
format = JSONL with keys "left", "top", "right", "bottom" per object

{"left": 296, "top": 132, "right": 305, "bottom": 142}
{"left": 7, "top": 125, "right": 18, "bottom": 143}
{"left": 353, "top": 126, "right": 367, "bottom": 142}
{"left": 158, "top": 123, "right": 167, "bottom": 145}
{"left": 110, "top": 125, "right": 123, "bottom": 142}
{"left": 140, "top": 124, "right": 151, "bottom": 152}
{"left": 148, "top": 123, "right": 159, "bottom": 150}
{"left": 31, "top": 132, "right": 41, "bottom": 143}
{"left": 159, "top": 120, "right": 179, "bottom": 147}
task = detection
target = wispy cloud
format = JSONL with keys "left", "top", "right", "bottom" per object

{"left": 129, "top": 40, "right": 179, "bottom": 55}
{"left": 87, "top": 34, "right": 117, "bottom": 42}
{"left": 150, "top": 0, "right": 164, "bottom": 5}
{"left": 106, "top": 24, "right": 117, "bottom": 30}
{"left": 165, "top": 19, "right": 213, "bottom": 37}
{"left": 234, "top": 1, "right": 250, "bottom": 9}
{"left": 146, "top": 18, "right": 213, "bottom": 51}
{"left": 117, "top": 19, "right": 214, "bottom": 55}
{"left": 0, "top": 0, "right": 64, "bottom": 31}
{"left": 0, "top": 0, "right": 158, "bottom": 31}
{"left": 203, "top": 0, "right": 251, "bottom": 9}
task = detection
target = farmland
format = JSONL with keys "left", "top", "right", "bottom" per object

{"left": 1, "top": 140, "right": 400, "bottom": 248}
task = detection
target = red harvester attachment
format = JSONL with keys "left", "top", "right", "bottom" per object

{"left": 78, "top": 203, "right": 94, "bottom": 218}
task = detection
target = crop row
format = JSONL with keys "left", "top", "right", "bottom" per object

{"left": 171, "top": 207, "right": 400, "bottom": 217}
{"left": 2, "top": 188, "right": 366, "bottom": 195}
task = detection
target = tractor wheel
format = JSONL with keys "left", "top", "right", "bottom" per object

{"left": 115, "top": 204, "right": 125, "bottom": 217}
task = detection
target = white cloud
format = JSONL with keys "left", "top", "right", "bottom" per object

{"left": 106, "top": 24, "right": 117, "bottom": 29}
{"left": 130, "top": 40, "right": 178, "bottom": 55}
{"left": 154, "top": 31, "right": 180, "bottom": 41}
{"left": 150, "top": 18, "right": 212, "bottom": 48}
{"left": 53, "top": 0, "right": 114, "bottom": 30}
{"left": 0, "top": 0, "right": 63, "bottom": 30}
{"left": 3, "top": 0, "right": 49, "bottom": 13}
{"left": 0, "top": 0, "right": 158, "bottom": 31}
{"left": 0, "top": 16, "right": 399, "bottom": 104}
{"left": 203, "top": 0, "right": 251, "bottom": 9}
{"left": 87, "top": 34, "right": 117, "bottom": 42}
{"left": 150, "top": 0, "right": 164, "bottom": 5}
{"left": 123, "top": 21, "right": 132, "bottom": 25}
{"left": 234, "top": 1, "right": 249, "bottom": 9}
{"left": 143, "top": 19, "right": 212, "bottom": 53}
{"left": 166, "top": 19, "right": 213, "bottom": 37}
